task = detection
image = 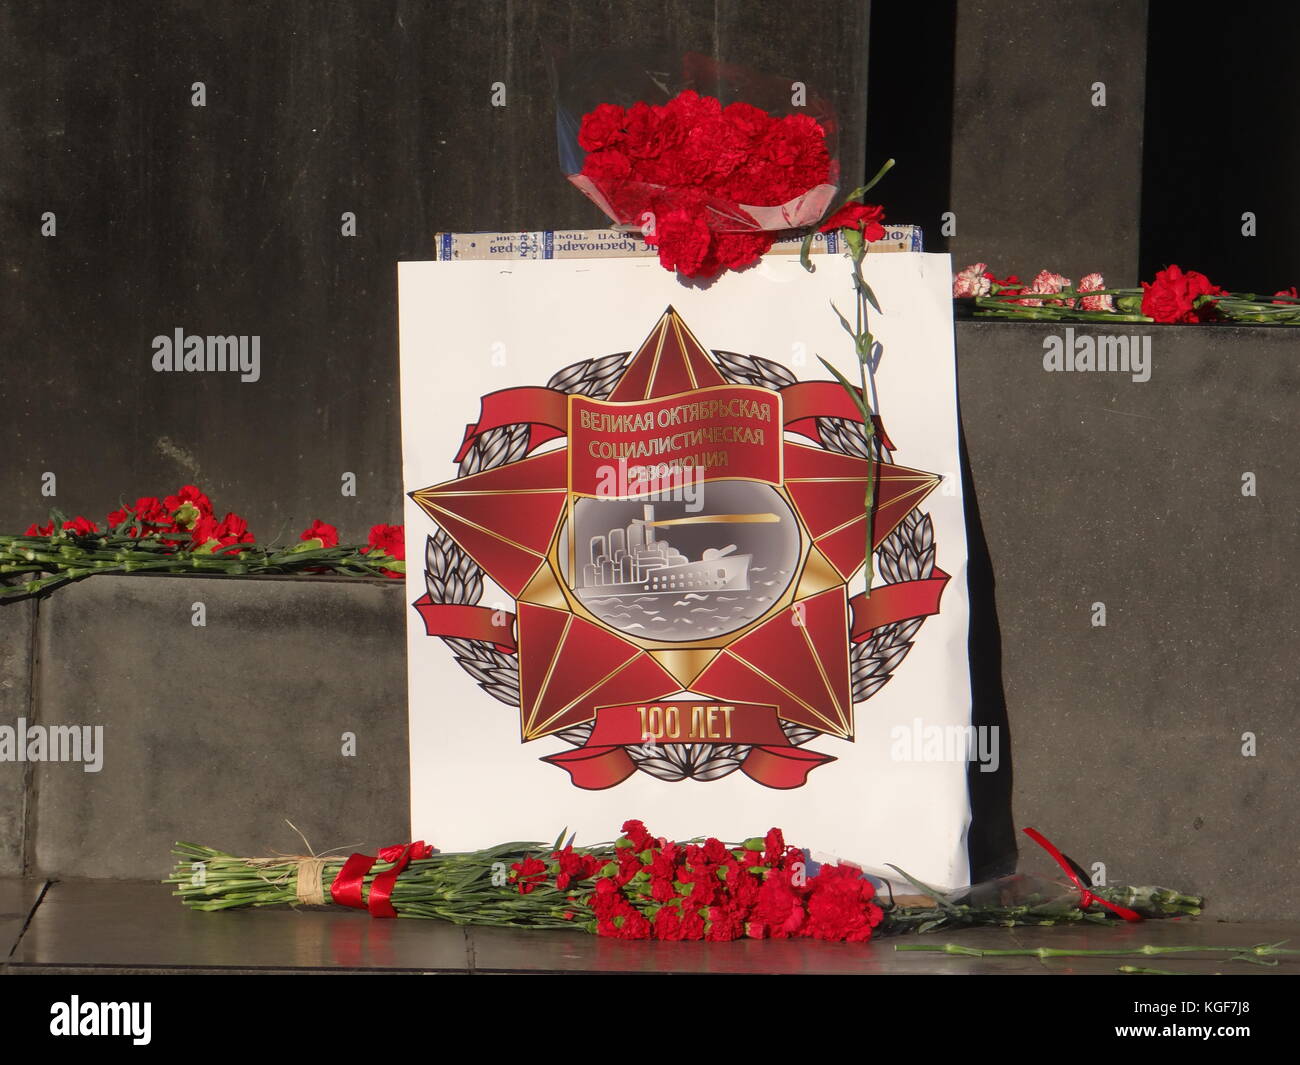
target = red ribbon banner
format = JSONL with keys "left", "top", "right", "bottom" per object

{"left": 451, "top": 380, "right": 895, "bottom": 463}
{"left": 1022, "top": 827, "right": 1142, "bottom": 922}
{"left": 411, "top": 574, "right": 950, "bottom": 653}
{"left": 411, "top": 595, "right": 517, "bottom": 652}
{"left": 849, "top": 569, "right": 951, "bottom": 642}
{"left": 541, "top": 702, "right": 834, "bottom": 790}
{"left": 329, "top": 841, "right": 435, "bottom": 918}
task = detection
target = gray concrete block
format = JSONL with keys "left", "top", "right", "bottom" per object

{"left": 0, "top": 599, "right": 36, "bottom": 875}
{"left": 29, "top": 574, "right": 409, "bottom": 880}
{"left": 948, "top": 1, "right": 1148, "bottom": 284}
{"left": 957, "top": 320, "right": 1300, "bottom": 920}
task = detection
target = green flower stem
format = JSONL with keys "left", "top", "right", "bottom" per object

{"left": 850, "top": 249, "right": 877, "bottom": 596}
{"left": 973, "top": 308, "right": 1154, "bottom": 323}
{"left": 2, "top": 530, "right": 404, "bottom": 601}
{"left": 972, "top": 286, "right": 1300, "bottom": 325}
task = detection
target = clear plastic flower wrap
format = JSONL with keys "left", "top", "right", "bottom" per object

{"left": 551, "top": 49, "right": 840, "bottom": 275}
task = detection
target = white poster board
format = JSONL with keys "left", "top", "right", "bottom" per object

{"left": 399, "top": 252, "right": 972, "bottom": 889}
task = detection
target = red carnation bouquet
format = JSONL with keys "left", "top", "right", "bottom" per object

{"left": 172, "top": 820, "right": 1202, "bottom": 944}
{"left": 574, "top": 820, "right": 884, "bottom": 942}
{"left": 1, "top": 483, "right": 405, "bottom": 600}
{"left": 555, "top": 51, "right": 839, "bottom": 277}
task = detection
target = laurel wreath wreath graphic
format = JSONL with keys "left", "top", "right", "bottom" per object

{"left": 422, "top": 349, "right": 938, "bottom": 782}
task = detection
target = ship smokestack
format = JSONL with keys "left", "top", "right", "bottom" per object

{"left": 642, "top": 504, "right": 655, "bottom": 545}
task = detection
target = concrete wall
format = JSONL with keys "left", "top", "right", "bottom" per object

{"left": 946, "top": 0, "right": 1149, "bottom": 283}
{"left": 0, "top": 0, "right": 870, "bottom": 545}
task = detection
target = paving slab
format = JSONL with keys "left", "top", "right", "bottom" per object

{"left": 466, "top": 923, "right": 1045, "bottom": 975}
{"left": 10, "top": 878, "right": 1296, "bottom": 975}
{"left": 0, "top": 878, "right": 46, "bottom": 960}
{"left": 8, "top": 879, "right": 468, "bottom": 973}
{"left": 991, "top": 917, "right": 1299, "bottom": 976}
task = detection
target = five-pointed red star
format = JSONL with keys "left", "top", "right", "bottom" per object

{"left": 412, "top": 309, "right": 940, "bottom": 744}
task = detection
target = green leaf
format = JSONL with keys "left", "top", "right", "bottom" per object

{"left": 817, "top": 356, "right": 872, "bottom": 423}
{"left": 854, "top": 274, "right": 882, "bottom": 315}
{"left": 799, "top": 229, "right": 816, "bottom": 273}
{"left": 829, "top": 299, "right": 856, "bottom": 340}
{"left": 886, "top": 863, "right": 961, "bottom": 914}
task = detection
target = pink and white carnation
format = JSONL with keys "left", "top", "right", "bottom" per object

{"left": 1078, "top": 272, "right": 1114, "bottom": 311}
{"left": 1016, "top": 269, "right": 1072, "bottom": 307}
{"left": 953, "top": 262, "right": 992, "bottom": 298}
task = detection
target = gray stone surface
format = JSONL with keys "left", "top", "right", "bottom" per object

{"left": 0, "top": 1, "right": 869, "bottom": 544}
{"left": 957, "top": 320, "right": 1300, "bottom": 920}
{"left": 0, "top": 878, "right": 45, "bottom": 959}
{"left": 6, "top": 877, "right": 1297, "bottom": 974}
{"left": 28, "top": 574, "right": 409, "bottom": 880}
{"left": 7, "top": 879, "right": 467, "bottom": 972}
{"left": 948, "top": 1, "right": 1148, "bottom": 284}
{"left": 0, "top": 599, "right": 35, "bottom": 875}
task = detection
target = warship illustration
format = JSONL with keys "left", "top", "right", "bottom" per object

{"left": 577, "top": 504, "right": 778, "bottom": 597}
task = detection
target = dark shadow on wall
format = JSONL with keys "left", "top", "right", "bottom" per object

{"left": 865, "top": 0, "right": 957, "bottom": 249}
{"left": 1141, "top": 1, "right": 1300, "bottom": 291}
{"left": 958, "top": 423, "right": 1017, "bottom": 883}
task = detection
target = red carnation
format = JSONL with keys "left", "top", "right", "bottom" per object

{"left": 722, "top": 100, "right": 774, "bottom": 141}
{"left": 363, "top": 523, "right": 405, "bottom": 578}
{"left": 1140, "top": 264, "right": 1225, "bottom": 324}
{"left": 25, "top": 521, "right": 55, "bottom": 537}
{"left": 763, "top": 827, "right": 786, "bottom": 866}
{"left": 164, "top": 485, "right": 213, "bottom": 529}
{"left": 801, "top": 864, "right": 884, "bottom": 943}
{"left": 551, "top": 844, "right": 602, "bottom": 891}
{"left": 653, "top": 904, "right": 686, "bottom": 941}
{"left": 578, "top": 102, "right": 626, "bottom": 152}
{"left": 752, "top": 868, "right": 806, "bottom": 938}
{"left": 646, "top": 200, "right": 714, "bottom": 276}
{"left": 191, "top": 512, "right": 255, "bottom": 553}
{"left": 819, "top": 201, "right": 886, "bottom": 243}
{"left": 299, "top": 519, "right": 339, "bottom": 549}
{"left": 107, "top": 496, "right": 170, "bottom": 537}
{"left": 620, "top": 819, "right": 653, "bottom": 850}
{"left": 508, "top": 855, "right": 548, "bottom": 895}
{"left": 701, "top": 837, "right": 730, "bottom": 864}
{"left": 61, "top": 516, "right": 99, "bottom": 537}
{"left": 365, "top": 523, "right": 404, "bottom": 559}
{"left": 983, "top": 271, "right": 1022, "bottom": 295}
{"left": 679, "top": 907, "right": 707, "bottom": 940}
{"left": 705, "top": 904, "right": 745, "bottom": 942}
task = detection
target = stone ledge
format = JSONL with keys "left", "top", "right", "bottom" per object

{"left": 10, "top": 574, "right": 409, "bottom": 880}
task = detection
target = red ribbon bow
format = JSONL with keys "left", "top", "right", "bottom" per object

{"left": 1022, "top": 827, "right": 1141, "bottom": 922}
{"left": 330, "top": 841, "right": 435, "bottom": 918}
